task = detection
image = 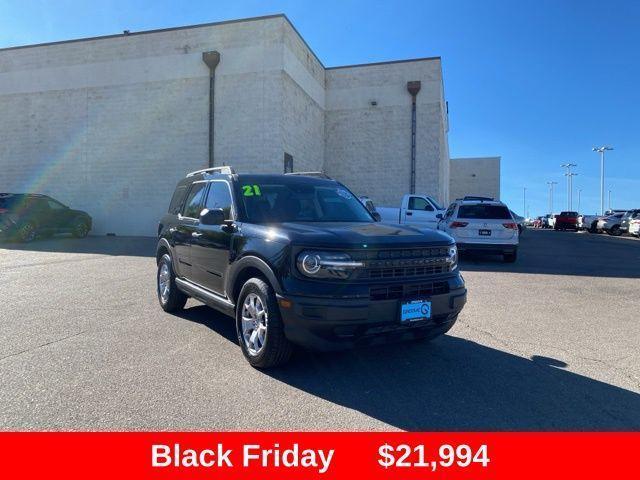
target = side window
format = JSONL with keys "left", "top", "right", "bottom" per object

{"left": 47, "top": 199, "right": 66, "bottom": 210}
{"left": 408, "top": 197, "right": 434, "bottom": 211}
{"left": 181, "top": 183, "right": 207, "bottom": 218}
{"left": 204, "top": 182, "right": 233, "bottom": 220}
{"left": 168, "top": 185, "right": 188, "bottom": 214}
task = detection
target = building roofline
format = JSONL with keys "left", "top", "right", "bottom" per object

{"left": 0, "top": 14, "right": 437, "bottom": 72}
{"left": 326, "top": 56, "right": 441, "bottom": 70}
{"left": 0, "top": 13, "right": 287, "bottom": 53}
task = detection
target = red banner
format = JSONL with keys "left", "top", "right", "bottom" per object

{"left": 0, "top": 432, "right": 637, "bottom": 479}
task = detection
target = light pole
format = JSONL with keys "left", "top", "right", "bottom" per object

{"left": 561, "top": 163, "right": 577, "bottom": 210}
{"left": 577, "top": 189, "right": 582, "bottom": 212}
{"left": 547, "top": 181, "right": 558, "bottom": 215}
{"left": 592, "top": 146, "right": 613, "bottom": 215}
{"left": 608, "top": 190, "right": 612, "bottom": 210}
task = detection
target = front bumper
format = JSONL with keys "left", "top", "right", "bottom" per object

{"left": 277, "top": 277, "right": 467, "bottom": 351}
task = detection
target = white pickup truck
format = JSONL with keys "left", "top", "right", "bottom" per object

{"left": 376, "top": 194, "right": 446, "bottom": 229}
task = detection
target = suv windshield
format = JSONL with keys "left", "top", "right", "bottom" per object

{"left": 237, "top": 178, "right": 373, "bottom": 223}
{"left": 0, "top": 195, "right": 20, "bottom": 211}
{"left": 458, "top": 204, "right": 512, "bottom": 220}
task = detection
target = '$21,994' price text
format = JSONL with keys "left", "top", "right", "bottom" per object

{"left": 378, "top": 443, "right": 490, "bottom": 472}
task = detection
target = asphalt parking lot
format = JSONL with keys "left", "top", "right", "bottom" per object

{"left": 1, "top": 229, "right": 639, "bottom": 431}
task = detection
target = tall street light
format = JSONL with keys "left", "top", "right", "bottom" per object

{"left": 577, "top": 189, "right": 582, "bottom": 213}
{"left": 592, "top": 146, "right": 613, "bottom": 215}
{"left": 547, "top": 181, "right": 558, "bottom": 215}
{"left": 608, "top": 189, "right": 612, "bottom": 210}
{"left": 561, "top": 163, "right": 577, "bottom": 210}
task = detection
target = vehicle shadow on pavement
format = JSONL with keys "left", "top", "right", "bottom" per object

{"left": 0, "top": 236, "right": 156, "bottom": 257}
{"left": 459, "top": 230, "right": 640, "bottom": 278}
{"left": 263, "top": 335, "right": 640, "bottom": 431}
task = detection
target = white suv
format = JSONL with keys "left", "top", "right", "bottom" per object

{"left": 437, "top": 197, "right": 519, "bottom": 262}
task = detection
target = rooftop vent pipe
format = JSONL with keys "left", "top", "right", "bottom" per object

{"left": 202, "top": 51, "right": 221, "bottom": 168}
{"left": 407, "top": 80, "right": 421, "bottom": 194}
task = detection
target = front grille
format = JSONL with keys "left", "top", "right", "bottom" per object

{"left": 351, "top": 247, "right": 452, "bottom": 280}
{"left": 370, "top": 281, "right": 450, "bottom": 301}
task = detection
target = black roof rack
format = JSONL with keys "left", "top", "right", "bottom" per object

{"left": 457, "top": 196, "right": 496, "bottom": 202}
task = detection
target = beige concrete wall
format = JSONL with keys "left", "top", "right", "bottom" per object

{"left": 0, "top": 17, "right": 288, "bottom": 235}
{"left": 449, "top": 157, "right": 501, "bottom": 202}
{"left": 0, "top": 15, "right": 457, "bottom": 235}
{"left": 323, "top": 59, "right": 449, "bottom": 208}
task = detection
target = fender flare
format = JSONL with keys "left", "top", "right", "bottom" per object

{"left": 226, "top": 255, "right": 283, "bottom": 298}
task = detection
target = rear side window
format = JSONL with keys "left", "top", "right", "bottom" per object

{"left": 181, "top": 183, "right": 207, "bottom": 218}
{"left": 458, "top": 204, "right": 512, "bottom": 220}
{"left": 205, "top": 182, "right": 233, "bottom": 220}
{"left": 168, "top": 185, "right": 188, "bottom": 214}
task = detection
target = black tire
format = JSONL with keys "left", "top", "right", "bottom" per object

{"left": 72, "top": 218, "right": 90, "bottom": 238}
{"left": 236, "top": 277, "right": 293, "bottom": 369}
{"left": 503, "top": 250, "right": 518, "bottom": 263}
{"left": 609, "top": 225, "right": 622, "bottom": 236}
{"left": 17, "top": 222, "right": 37, "bottom": 243}
{"left": 157, "top": 253, "right": 188, "bottom": 312}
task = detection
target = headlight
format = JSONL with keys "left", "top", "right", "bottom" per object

{"left": 296, "top": 250, "right": 363, "bottom": 279}
{"left": 446, "top": 244, "right": 458, "bottom": 270}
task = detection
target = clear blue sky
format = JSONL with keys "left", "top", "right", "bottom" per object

{"left": 1, "top": 0, "right": 638, "bottom": 216}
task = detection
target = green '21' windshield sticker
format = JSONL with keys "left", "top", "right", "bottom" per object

{"left": 242, "top": 185, "right": 262, "bottom": 196}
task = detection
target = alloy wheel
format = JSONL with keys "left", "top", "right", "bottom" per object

{"left": 158, "top": 262, "right": 171, "bottom": 304}
{"left": 241, "top": 293, "right": 268, "bottom": 356}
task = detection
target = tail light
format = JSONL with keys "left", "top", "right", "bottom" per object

{"left": 0, "top": 208, "right": 8, "bottom": 214}
{"left": 449, "top": 221, "right": 468, "bottom": 228}
{"left": 503, "top": 223, "right": 518, "bottom": 229}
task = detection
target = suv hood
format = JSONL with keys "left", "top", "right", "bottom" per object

{"left": 275, "top": 221, "right": 454, "bottom": 248}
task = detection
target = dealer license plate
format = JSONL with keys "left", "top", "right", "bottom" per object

{"left": 479, "top": 229, "right": 491, "bottom": 236}
{"left": 400, "top": 300, "right": 432, "bottom": 322}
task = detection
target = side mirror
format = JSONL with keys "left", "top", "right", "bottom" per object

{"left": 372, "top": 211, "right": 382, "bottom": 222}
{"left": 436, "top": 213, "right": 443, "bottom": 219}
{"left": 199, "top": 208, "right": 225, "bottom": 226}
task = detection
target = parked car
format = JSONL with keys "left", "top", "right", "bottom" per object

{"left": 0, "top": 193, "right": 92, "bottom": 242}
{"left": 510, "top": 210, "right": 526, "bottom": 235}
{"left": 533, "top": 217, "right": 544, "bottom": 228}
{"left": 603, "top": 212, "right": 626, "bottom": 236}
{"left": 377, "top": 194, "right": 445, "bottom": 229}
{"left": 629, "top": 217, "right": 640, "bottom": 237}
{"left": 156, "top": 167, "right": 467, "bottom": 368}
{"left": 554, "top": 211, "right": 579, "bottom": 231}
{"left": 437, "top": 197, "right": 518, "bottom": 262}
{"left": 540, "top": 214, "right": 555, "bottom": 229}
{"left": 619, "top": 209, "right": 640, "bottom": 235}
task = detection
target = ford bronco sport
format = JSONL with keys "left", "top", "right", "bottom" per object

{"left": 156, "top": 167, "right": 467, "bottom": 368}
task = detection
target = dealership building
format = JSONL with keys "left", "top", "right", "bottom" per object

{"left": 0, "top": 14, "right": 500, "bottom": 235}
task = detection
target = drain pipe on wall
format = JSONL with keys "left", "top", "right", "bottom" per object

{"left": 407, "top": 81, "right": 421, "bottom": 194}
{"left": 202, "top": 51, "right": 221, "bottom": 168}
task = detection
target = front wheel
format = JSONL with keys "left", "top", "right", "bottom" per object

{"left": 609, "top": 226, "right": 622, "bottom": 236}
{"left": 157, "top": 253, "right": 188, "bottom": 312}
{"left": 72, "top": 219, "right": 90, "bottom": 238}
{"left": 17, "top": 222, "right": 37, "bottom": 243}
{"left": 236, "top": 278, "right": 293, "bottom": 369}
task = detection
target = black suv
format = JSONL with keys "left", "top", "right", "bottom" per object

{"left": 156, "top": 167, "right": 467, "bottom": 368}
{"left": 0, "top": 193, "right": 92, "bottom": 242}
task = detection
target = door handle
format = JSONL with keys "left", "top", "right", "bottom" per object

{"left": 192, "top": 232, "right": 203, "bottom": 238}
{"left": 406, "top": 211, "right": 413, "bottom": 216}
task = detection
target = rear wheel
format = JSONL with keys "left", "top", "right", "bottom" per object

{"left": 609, "top": 225, "right": 622, "bottom": 236}
{"left": 236, "top": 277, "right": 293, "bottom": 369}
{"left": 157, "top": 253, "right": 188, "bottom": 312}
{"left": 503, "top": 250, "right": 518, "bottom": 263}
